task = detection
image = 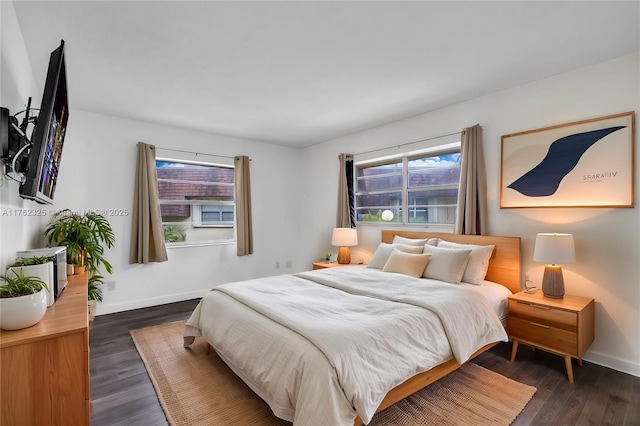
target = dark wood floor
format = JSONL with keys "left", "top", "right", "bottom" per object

{"left": 90, "top": 299, "right": 640, "bottom": 426}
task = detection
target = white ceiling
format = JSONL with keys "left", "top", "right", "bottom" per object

{"left": 12, "top": 1, "right": 640, "bottom": 148}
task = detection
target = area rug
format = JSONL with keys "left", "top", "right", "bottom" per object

{"left": 131, "top": 321, "right": 536, "bottom": 426}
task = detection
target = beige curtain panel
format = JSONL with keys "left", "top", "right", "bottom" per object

{"left": 455, "top": 125, "right": 488, "bottom": 235}
{"left": 235, "top": 155, "right": 253, "bottom": 256}
{"left": 130, "top": 142, "right": 168, "bottom": 264}
{"left": 336, "top": 153, "right": 354, "bottom": 228}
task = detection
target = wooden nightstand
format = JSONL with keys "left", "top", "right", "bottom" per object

{"left": 508, "top": 291, "right": 594, "bottom": 383}
{"left": 312, "top": 262, "right": 364, "bottom": 270}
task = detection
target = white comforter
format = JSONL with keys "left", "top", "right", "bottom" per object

{"left": 184, "top": 267, "right": 507, "bottom": 425}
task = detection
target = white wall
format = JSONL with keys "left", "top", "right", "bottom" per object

{"left": 46, "top": 109, "right": 304, "bottom": 314}
{"left": 298, "top": 53, "right": 640, "bottom": 377}
{"left": 0, "top": 0, "right": 43, "bottom": 270}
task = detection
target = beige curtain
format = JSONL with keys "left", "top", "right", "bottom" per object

{"left": 235, "top": 155, "right": 253, "bottom": 256}
{"left": 336, "top": 153, "right": 354, "bottom": 228}
{"left": 455, "top": 125, "right": 488, "bottom": 235}
{"left": 130, "top": 142, "right": 168, "bottom": 263}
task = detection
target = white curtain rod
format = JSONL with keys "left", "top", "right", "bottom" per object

{"left": 155, "top": 146, "right": 251, "bottom": 161}
{"left": 354, "top": 130, "right": 461, "bottom": 157}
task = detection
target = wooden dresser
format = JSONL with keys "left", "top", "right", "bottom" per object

{"left": 1, "top": 274, "right": 90, "bottom": 425}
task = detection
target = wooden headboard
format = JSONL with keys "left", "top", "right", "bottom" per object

{"left": 381, "top": 230, "right": 522, "bottom": 294}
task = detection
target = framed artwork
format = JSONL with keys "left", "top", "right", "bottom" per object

{"left": 500, "top": 111, "right": 635, "bottom": 208}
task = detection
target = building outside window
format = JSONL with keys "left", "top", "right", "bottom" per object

{"left": 156, "top": 159, "right": 235, "bottom": 245}
{"left": 355, "top": 149, "right": 460, "bottom": 225}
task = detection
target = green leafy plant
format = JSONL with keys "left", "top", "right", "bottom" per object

{"left": 11, "top": 255, "right": 50, "bottom": 267}
{"left": 88, "top": 274, "right": 104, "bottom": 302}
{"left": 0, "top": 270, "right": 48, "bottom": 298}
{"left": 45, "top": 209, "right": 115, "bottom": 305}
{"left": 325, "top": 252, "right": 332, "bottom": 262}
{"left": 44, "top": 209, "right": 115, "bottom": 275}
{"left": 163, "top": 224, "right": 187, "bottom": 243}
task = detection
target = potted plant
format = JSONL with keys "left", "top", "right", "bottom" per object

{"left": 9, "top": 255, "right": 55, "bottom": 307}
{"left": 0, "top": 270, "right": 48, "bottom": 330}
{"left": 325, "top": 252, "right": 332, "bottom": 263}
{"left": 44, "top": 209, "right": 115, "bottom": 275}
{"left": 45, "top": 209, "right": 115, "bottom": 320}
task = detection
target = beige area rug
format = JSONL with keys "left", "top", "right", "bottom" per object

{"left": 131, "top": 321, "right": 536, "bottom": 426}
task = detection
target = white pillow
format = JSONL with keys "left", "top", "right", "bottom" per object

{"left": 421, "top": 245, "right": 472, "bottom": 284}
{"left": 367, "top": 243, "right": 423, "bottom": 269}
{"left": 392, "top": 235, "right": 439, "bottom": 246}
{"left": 427, "top": 237, "right": 441, "bottom": 246}
{"left": 382, "top": 249, "right": 432, "bottom": 278}
{"left": 438, "top": 241, "right": 495, "bottom": 285}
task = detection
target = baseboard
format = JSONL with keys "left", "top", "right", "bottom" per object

{"left": 584, "top": 349, "right": 640, "bottom": 378}
{"left": 95, "top": 289, "right": 209, "bottom": 316}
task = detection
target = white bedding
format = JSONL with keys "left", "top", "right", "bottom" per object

{"left": 462, "top": 279, "right": 513, "bottom": 322}
{"left": 184, "top": 267, "right": 508, "bottom": 425}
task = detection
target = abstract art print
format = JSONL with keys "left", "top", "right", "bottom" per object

{"left": 501, "top": 111, "right": 635, "bottom": 208}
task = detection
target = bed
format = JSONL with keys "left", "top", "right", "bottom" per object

{"left": 184, "top": 230, "right": 521, "bottom": 425}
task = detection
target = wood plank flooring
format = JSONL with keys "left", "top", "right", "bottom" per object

{"left": 89, "top": 299, "right": 640, "bottom": 426}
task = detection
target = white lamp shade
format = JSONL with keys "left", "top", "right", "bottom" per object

{"left": 332, "top": 228, "right": 358, "bottom": 247}
{"left": 533, "top": 233, "right": 575, "bottom": 265}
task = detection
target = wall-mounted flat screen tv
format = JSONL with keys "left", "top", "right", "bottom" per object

{"left": 20, "top": 40, "right": 68, "bottom": 204}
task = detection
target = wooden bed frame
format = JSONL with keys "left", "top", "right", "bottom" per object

{"left": 353, "top": 230, "right": 522, "bottom": 425}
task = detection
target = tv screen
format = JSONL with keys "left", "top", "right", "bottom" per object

{"left": 20, "top": 40, "right": 68, "bottom": 204}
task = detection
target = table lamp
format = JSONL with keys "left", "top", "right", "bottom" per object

{"left": 533, "top": 233, "right": 575, "bottom": 299}
{"left": 332, "top": 228, "right": 358, "bottom": 264}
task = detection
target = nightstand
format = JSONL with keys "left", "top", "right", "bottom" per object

{"left": 312, "top": 262, "right": 364, "bottom": 270}
{"left": 508, "top": 291, "right": 594, "bottom": 383}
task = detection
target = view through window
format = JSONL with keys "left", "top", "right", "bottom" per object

{"left": 355, "top": 149, "right": 461, "bottom": 225}
{"left": 156, "top": 159, "right": 235, "bottom": 245}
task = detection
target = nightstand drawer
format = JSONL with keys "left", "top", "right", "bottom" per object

{"left": 508, "top": 299, "right": 577, "bottom": 329}
{"left": 509, "top": 317, "right": 577, "bottom": 355}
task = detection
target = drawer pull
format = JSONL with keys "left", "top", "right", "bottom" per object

{"left": 530, "top": 321, "right": 550, "bottom": 329}
{"left": 531, "top": 305, "right": 551, "bottom": 310}
{"left": 516, "top": 301, "right": 550, "bottom": 310}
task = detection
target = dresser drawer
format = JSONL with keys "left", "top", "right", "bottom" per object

{"left": 508, "top": 299, "right": 577, "bottom": 330}
{"left": 509, "top": 317, "right": 578, "bottom": 356}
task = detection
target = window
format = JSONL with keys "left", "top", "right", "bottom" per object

{"left": 355, "top": 148, "right": 460, "bottom": 225}
{"left": 193, "top": 204, "right": 235, "bottom": 227}
{"left": 156, "top": 159, "right": 235, "bottom": 245}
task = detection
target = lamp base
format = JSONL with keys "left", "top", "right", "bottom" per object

{"left": 337, "top": 246, "right": 351, "bottom": 264}
{"left": 542, "top": 265, "right": 565, "bottom": 299}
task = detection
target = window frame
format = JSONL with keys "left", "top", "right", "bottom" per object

{"left": 192, "top": 202, "right": 236, "bottom": 228}
{"left": 156, "top": 157, "right": 236, "bottom": 247}
{"left": 354, "top": 145, "right": 461, "bottom": 228}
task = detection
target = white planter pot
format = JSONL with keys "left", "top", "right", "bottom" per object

{"left": 9, "top": 263, "right": 55, "bottom": 307}
{"left": 0, "top": 288, "right": 48, "bottom": 330}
